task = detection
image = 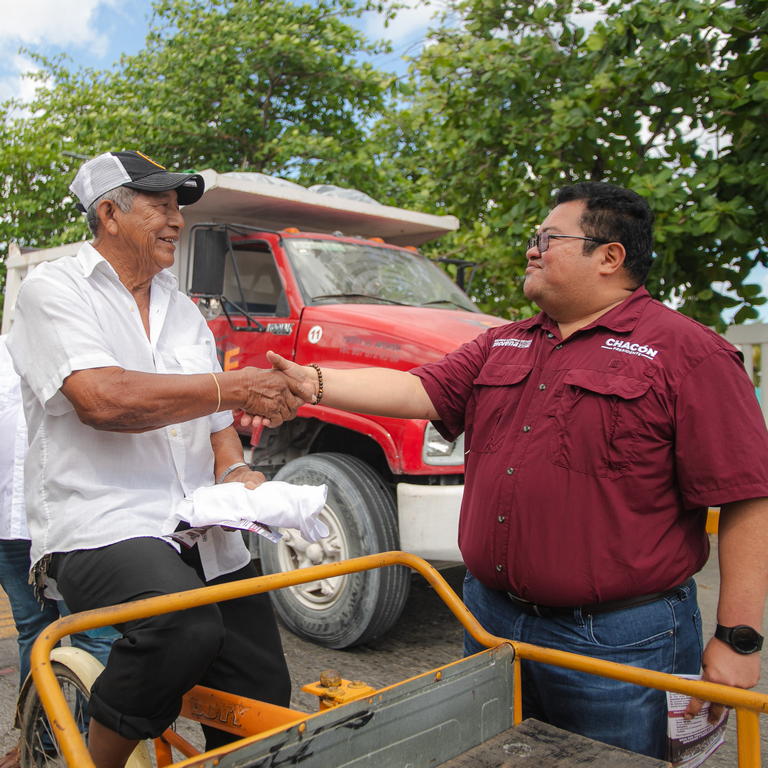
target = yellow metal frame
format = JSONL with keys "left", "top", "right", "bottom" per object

{"left": 29, "top": 551, "right": 767, "bottom": 767}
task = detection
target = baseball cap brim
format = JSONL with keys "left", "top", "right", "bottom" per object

{"left": 123, "top": 171, "right": 205, "bottom": 206}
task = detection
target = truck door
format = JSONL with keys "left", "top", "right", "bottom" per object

{"left": 208, "top": 239, "right": 297, "bottom": 372}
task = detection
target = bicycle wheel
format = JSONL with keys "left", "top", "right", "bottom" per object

{"left": 18, "top": 660, "right": 90, "bottom": 767}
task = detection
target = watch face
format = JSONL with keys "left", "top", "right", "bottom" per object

{"left": 732, "top": 626, "right": 762, "bottom": 653}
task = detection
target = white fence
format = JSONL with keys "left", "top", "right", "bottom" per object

{"left": 724, "top": 323, "right": 768, "bottom": 424}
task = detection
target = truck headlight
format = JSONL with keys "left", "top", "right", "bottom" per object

{"left": 422, "top": 424, "right": 465, "bottom": 466}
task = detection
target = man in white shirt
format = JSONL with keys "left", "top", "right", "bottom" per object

{"left": 7, "top": 151, "right": 312, "bottom": 768}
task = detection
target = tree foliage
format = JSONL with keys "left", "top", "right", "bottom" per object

{"left": 379, "top": 0, "right": 768, "bottom": 327}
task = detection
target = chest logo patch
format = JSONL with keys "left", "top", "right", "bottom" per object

{"left": 601, "top": 338, "right": 659, "bottom": 359}
{"left": 492, "top": 338, "right": 532, "bottom": 349}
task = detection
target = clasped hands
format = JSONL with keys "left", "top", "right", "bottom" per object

{"left": 236, "top": 351, "right": 320, "bottom": 429}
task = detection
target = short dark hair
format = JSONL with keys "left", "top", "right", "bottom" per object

{"left": 554, "top": 182, "right": 654, "bottom": 285}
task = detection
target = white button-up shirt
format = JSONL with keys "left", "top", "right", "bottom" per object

{"left": 0, "top": 335, "right": 27, "bottom": 540}
{"left": 7, "top": 242, "right": 250, "bottom": 580}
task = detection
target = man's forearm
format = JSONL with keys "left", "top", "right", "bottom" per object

{"left": 716, "top": 497, "right": 768, "bottom": 628}
{"left": 320, "top": 367, "right": 438, "bottom": 420}
{"left": 211, "top": 426, "right": 247, "bottom": 478}
{"left": 61, "top": 366, "right": 305, "bottom": 431}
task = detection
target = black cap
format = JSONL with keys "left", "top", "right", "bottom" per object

{"left": 70, "top": 150, "right": 205, "bottom": 211}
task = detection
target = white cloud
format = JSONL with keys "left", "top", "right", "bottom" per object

{"left": 0, "top": 53, "right": 50, "bottom": 105}
{"left": 364, "top": 1, "right": 441, "bottom": 45}
{"left": 0, "top": 0, "right": 119, "bottom": 106}
{"left": 0, "top": 0, "right": 112, "bottom": 53}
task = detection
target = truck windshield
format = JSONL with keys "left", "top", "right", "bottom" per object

{"left": 284, "top": 238, "right": 478, "bottom": 311}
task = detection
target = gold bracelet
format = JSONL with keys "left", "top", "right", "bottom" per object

{"left": 210, "top": 372, "right": 221, "bottom": 413}
{"left": 309, "top": 363, "right": 323, "bottom": 404}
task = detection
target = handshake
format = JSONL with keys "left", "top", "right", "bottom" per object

{"left": 231, "top": 351, "right": 321, "bottom": 429}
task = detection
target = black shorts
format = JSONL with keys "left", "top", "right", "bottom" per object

{"left": 51, "top": 537, "right": 290, "bottom": 746}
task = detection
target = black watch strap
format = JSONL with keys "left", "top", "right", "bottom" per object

{"left": 715, "top": 624, "right": 764, "bottom": 654}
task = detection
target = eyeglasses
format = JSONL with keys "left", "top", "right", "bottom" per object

{"left": 527, "top": 232, "right": 609, "bottom": 255}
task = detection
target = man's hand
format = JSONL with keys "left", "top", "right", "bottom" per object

{"left": 266, "top": 351, "right": 319, "bottom": 399}
{"left": 685, "top": 637, "right": 761, "bottom": 722}
{"left": 221, "top": 465, "right": 266, "bottom": 490}
{"left": 238, "top": 366, "right": 312, "bottom": 428}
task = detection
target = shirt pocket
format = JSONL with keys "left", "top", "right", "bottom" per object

{"left": 467, "top": 363, "right": 533, "bottom": 454}
{"left": 548, "top": 369, "right": 651, "bottom": 479}
{"left": 174, "top": 342, "right": 214, "bottom": 374}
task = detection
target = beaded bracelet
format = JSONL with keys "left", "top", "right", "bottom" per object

{"left": 309, "top": 363, "right": 324, "bottom": 404}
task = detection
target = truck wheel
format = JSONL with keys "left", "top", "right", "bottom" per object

{"left": 258, "top": 453, "right": 410, "bottom": 648}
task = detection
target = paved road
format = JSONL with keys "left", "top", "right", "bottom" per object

{"left": 0, "top": 539, "right": 765, "bottom": 765}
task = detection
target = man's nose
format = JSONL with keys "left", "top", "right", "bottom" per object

{"left": 169, "top": 205, "right": 184, "bottom": 229}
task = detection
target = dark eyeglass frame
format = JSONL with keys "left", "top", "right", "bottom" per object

{"left": 527, "top": 232, "right": 610, "bottom": 255}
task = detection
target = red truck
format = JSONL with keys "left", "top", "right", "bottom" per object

{"left": 3, "top": 170, "right": 505, "bottom": 648}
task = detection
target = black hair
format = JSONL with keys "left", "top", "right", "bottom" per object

{"left": 554, "top": 182, "right": 654, "bottom": 285}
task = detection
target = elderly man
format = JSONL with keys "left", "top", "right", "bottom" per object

{"left": 8, "top": 151, "right": 311, "bottom": 768}
{"left": 268, "top": 181, "right": 768, "bottom": 759}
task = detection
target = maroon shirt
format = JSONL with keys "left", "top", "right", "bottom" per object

{"left": 412, "top": 288, "right": 768, "bottom": 605}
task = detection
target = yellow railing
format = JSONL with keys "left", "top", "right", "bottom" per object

{"left": 29, "top": 551, "right": 766, "bottom": 767}
{"left": 707, "top": 507, "right": 720, "bottom": 534}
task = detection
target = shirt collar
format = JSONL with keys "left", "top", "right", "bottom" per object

{"left": 517, "top": 287, "right": 652, "bottom": 336}
{"left": 76, "top": 241, "right": 178, "bottom": 292}
{"left": 584, "top": 286, "right": 651, "bottom": 334}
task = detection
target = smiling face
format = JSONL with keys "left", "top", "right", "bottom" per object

{"left": 112, "top": 189, "right": 184, "bottom": 277}
{"left": 523, "top": 199, "right": 605, "bottom": 317}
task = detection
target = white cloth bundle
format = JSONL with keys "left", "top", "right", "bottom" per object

{"left": 168, "top": 481, "right": 329, "bottom": 541}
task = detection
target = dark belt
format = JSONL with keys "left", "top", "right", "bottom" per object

{"left": 505, "top": 580, "right": 691, "bottom": 618}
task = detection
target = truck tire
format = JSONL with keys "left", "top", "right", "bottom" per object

{"left": 258, "top": 453, "right": 410, "bottom": 648}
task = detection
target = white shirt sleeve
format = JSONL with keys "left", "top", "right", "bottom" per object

{"left": 7, "top": 264, "right": 119, "bottom": 408}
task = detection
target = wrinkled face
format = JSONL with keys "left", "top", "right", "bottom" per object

{"left": 115, "top": 189, "right": 183, "bottom": 274}
{"left": 523, "top": 199, "right": 601, "bottom": 309}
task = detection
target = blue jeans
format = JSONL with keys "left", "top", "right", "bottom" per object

{"left": 0, "top": 539, "right": 118, "bottom": 687}
{"left": 463, "top": 571, "right": 703, "bottom": 759}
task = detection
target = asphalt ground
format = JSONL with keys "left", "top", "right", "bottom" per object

{"left": 0, "top": 538, "right": 765, "bottom": 765}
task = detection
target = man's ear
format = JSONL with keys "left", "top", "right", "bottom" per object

{"left": 97, "top": 199, "right": 120, "bottom": 236}
{"left": 598, "top": 242, "right": 626, "bottom": 276}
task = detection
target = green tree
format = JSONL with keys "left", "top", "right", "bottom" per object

{"left": 381, "top": 0, "right": 768, "bottom": 327}
{"left": 0, "top": 0, "right": 395, "bottom": 309}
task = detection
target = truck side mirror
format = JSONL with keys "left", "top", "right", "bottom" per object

{"left": 190, "top": 229, "right": 228, "bottom": 297}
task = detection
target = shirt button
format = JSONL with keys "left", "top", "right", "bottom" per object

{"left": 498, "top": 515, "right": 506, "bottom": 523}
{"left": 546, "top": 332, "right": 554, "bottom": 338}
{"left": 496, "top": 564, "right": 504, "bottom": 572}
{"left": 169, "top": 428, "right": 178, "bottom": 437}
{"left": 555, "top": 344, "right": 563, "bottom": 350}
{"left": 506, "top": 467, "right": 515, "bottom": 475}
{"left": 538, "top": 383, "right": 546, "bottom": 390}
{"left": 522, "top": 425, "right": 532, "bottom": 432}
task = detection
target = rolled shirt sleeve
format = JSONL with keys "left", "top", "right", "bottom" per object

{"left": 674, "top": 347, "right": 768, "bottom": 508}
{"left": 8, "top": 264, "right": 120, "bottom": 409}
{"left": 411, "top": 330, "right": 494, "bottom": 442}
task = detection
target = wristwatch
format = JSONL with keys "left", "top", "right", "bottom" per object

{"left": 714, "top": 624, "right": 764, "bottom": 654}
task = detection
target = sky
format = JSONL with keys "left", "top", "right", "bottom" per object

{"left": 0, "top": 0, "right": 764, "bottom": 322}
{"left": 0, "top": 0, "right": 437, "bottom": 104}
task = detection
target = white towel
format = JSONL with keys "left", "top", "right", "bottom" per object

{"left": 169, "top": 481, "right": 329, "bottom": 541}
